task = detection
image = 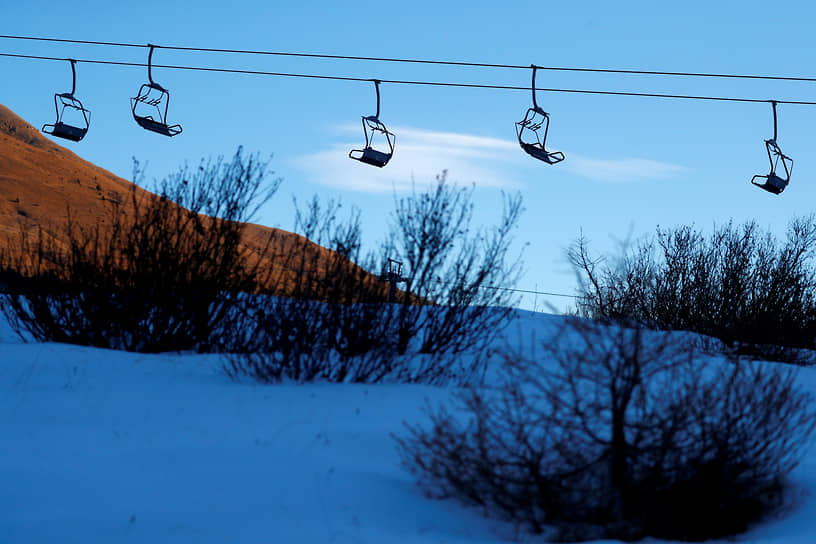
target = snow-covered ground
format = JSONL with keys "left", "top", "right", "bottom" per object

{"left": 2, "top": 311, "right": 816, "bottom": 543}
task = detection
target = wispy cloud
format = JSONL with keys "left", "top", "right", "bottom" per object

{"left": 292, "top": 126, "right": 521, "bottom": 193}
{"left": 564, "top": 155, "right": 688, "bottom": 183}
{"left": 292, "top": 125, "right": 688, "bottom": 191}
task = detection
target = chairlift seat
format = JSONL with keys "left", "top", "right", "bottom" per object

{"left": 520, "top": 143, "right": 565, "bottom": 164}
{"left": 350, "top": 147, "right": 391, "bottom": 168}
{"left": 133, "top": 115, "right": 183, "bottom": 137}
{"left": 752, "top": 173, "right": 788, "bottom": 195}
{"left": 45, "top": 122, "right": 88, "bottom": 142}
{"left": 764, "top": 174, "right": 788, "bottom": 194}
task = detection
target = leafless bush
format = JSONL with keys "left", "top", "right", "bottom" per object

{"left": 571, "top": 217, "right": 816, "bottom": 362}
{"left": 397, "top": 317, "right": 816, "bottom": 541}
{"left": 0, "top": 148, "right": 278, "bottom": 352}
{"left": 224, "top": 197, "right": 399, "bottom": 382}
{"left": 226, "top": 174, "right": 525, "bottom": 385}
{"left": 384, "top": 173, "right": 523, "bottom": 369}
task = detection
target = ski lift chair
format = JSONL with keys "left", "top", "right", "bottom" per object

{"left": 751, "top": 102, "right": 792, "bottom": 195}
{"left": 752, "top": 140, "right": 792, "bottom": 194}
{"left": 381, "top": 257, "right": 406, "bottom": 302}
{"left": 516, "top": 65, "right": 564, "bottom": 164}
{"left": 42, "top": 59, "right": 90, "bottom": 142}
{"left": 381, "top": 258, "right": 404, "bottom": 281}
{"left": 130, "top": 44, "right": 182, "bottom": 137}
{"left": 349, "top": 80, "right": 395, "bottom": 167}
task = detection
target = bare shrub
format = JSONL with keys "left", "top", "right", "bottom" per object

{"left": 225, "top": 197, "right": 398, "bottom": 382}
{"left": 396, "top": 317, "right": 816, "bottom": 541}
{"left": 226, "top": 173, "right": 525, "bottom": 385}
{"left": 571, "top": 217, "right": 816, "bottom": 361}
{"left": 384, "top": 173, "right": 523, "bottom": 369}
{"left": 0, "top": 148, "right": 278, "bottom": 352}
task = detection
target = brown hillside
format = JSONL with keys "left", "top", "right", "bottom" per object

{"left": 0, "top": 103, "right": 379, "bottom": 295}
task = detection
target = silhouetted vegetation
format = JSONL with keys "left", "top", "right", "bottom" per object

{"left": 571, "top": 217, "right": 816, "bottom": 362}
{"left": 0, "top": 148, "right": 278, "bottom": 352}
{"left": 385, "top": 173, "right": 523, "bottom": 360}
{"left": 224, "top": 197, "right": 397, "bottom": 382}
{"left": 1, "top": 159, "right": 523, "bottom": 382}
{"left": 397, "top": 317, "right": 816, "bottom": 541}
{"left": 226, "top": 174, "right": 525, "bottom": 384}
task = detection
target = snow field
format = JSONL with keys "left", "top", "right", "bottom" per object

{"left": 1, "top": 311, "right": 816, "bottom": 543}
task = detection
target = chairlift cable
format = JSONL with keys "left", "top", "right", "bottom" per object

{"left": 427, "top": 277, "right": 579, "bottom": 298}
{"left": 477, "top": 285, "right": 579, "bottom": 298}
{"left": 1, "top": 33, "right": 816, "bottom": 84}
{"left": 2, "top": 51, "right": 815, "bottom": 106}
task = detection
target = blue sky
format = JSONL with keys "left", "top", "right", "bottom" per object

{"left": 3, "top": 0, "right": 816, "bottom": 311}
